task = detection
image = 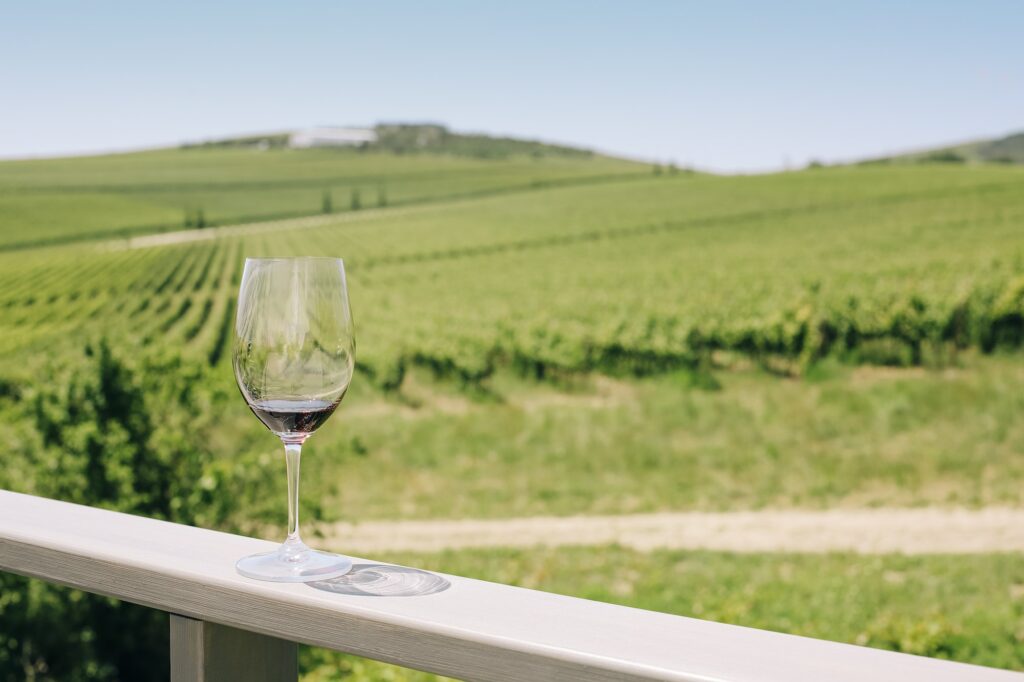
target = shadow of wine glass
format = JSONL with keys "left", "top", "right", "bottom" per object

{"left": 309, "top": 563, "right": 451, "bottom": 597}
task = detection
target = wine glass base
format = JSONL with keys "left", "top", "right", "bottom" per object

{"left": 236, "top": 550, "right": 353, "bottom": 583}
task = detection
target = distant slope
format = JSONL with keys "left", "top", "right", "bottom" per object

{"left": 3, "top": 163, "right": 1024, "bottom": 379}
{"left": 969, "top": 132, "right": 1024, "bottom": 164}
{"left": 866, "top": 130, "right": 1024, "bottom": 165}
{"left": 182, "top": 123, "right": 598, "bottom": 160}
{"left": 0, "top": 127, "right": 647, "bottom": 250}
{"left": 370, "top": 123, "right": 596, "bottom": 159}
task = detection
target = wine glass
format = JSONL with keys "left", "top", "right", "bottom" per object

{"left": 232, "top": 257, "right": 356, "bottom": 582}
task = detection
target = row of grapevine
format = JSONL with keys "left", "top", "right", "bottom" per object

{"left": 0, "top": 147, "right": 647, "bottom": 249}
{"left": 0, "top": 164, "right": 1022, "bottom": 391}
{"left": 347, "top": 278, "right": 1024, "bottom": 391}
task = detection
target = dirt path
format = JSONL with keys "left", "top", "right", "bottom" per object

{"left": 104, "top": 204, "right": 432, "bottom": 251}
{"left": 320, "top": 508, "right": 1024, "bottom": 555}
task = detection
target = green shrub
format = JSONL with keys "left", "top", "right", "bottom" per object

{"left": 183, "top": 208, "right": 207, "bottom": 228}
{"left": 0, "top": 342, "right": 273, "bottom": 681}
{"left": 857, "top": 613, "right": 964, "bottom": 660}
{"left": 921, "top": 151, "right": 966, "bottom": 164}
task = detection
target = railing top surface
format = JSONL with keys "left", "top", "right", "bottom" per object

{"left": 0, "top": 490, "right": 1018, "bottom": 682}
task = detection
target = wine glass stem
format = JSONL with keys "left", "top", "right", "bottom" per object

{"left": 282, "top": 441, "right": 307, "bottom": 558}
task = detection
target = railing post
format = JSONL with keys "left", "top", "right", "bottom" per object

{"left": 170, "top": 614, "right": 297, "bottom": 682}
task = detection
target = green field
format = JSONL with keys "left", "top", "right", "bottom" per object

{"left": 299, "top": 354, "right": 1024, "bottom": 521}
{"left": 302, "top": 547, "right": 1024, "bottom": 680}
{"left": 880, "top": 129, "right": 1024, "bottom": 165}
{"left": 0, "top": 145, "right": 644, "bottom": 249}
{"left": 3, "top": 163, "right": 1024, "bottom": 381}
{"left": 1, "top": 146, "right": 1023, "bottom": 680}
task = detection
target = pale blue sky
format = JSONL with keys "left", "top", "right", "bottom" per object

{"left": 2, "top": 1, "right": 1022, "bottom": 171}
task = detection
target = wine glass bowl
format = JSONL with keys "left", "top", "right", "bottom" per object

{"left": 232, "top": 257, "right": 355, "bottom": 582}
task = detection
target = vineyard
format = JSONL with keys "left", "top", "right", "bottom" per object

{"left": 4, "top": 153, "right": 1024, "bottom": 679}
{"left": 2, "top": 162, "right": 1023, "bottom": 391}
{"left": 0, "top": 145, "right": 644, "bottom": 249}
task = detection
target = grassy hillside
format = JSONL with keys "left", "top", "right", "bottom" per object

{"left": 3, "top": 163, "right": 1022, "bottom": 378}
{"left": 870, "top": 129, "right": 1024, "bottom": 165}
{"left": 181, "top": 123, "right": 599, "bottom": 159}
{"left": 0, "top": 143, "right": 645, "bottom": 249}
{"left": 4, "top": 162, "right": 1024, "bottom": 521}
{"left": 3, "top": 160, "right": 1024, "bottom": 679}
{"left": 971, "top": 132, "right": 1024, "bottom": 163}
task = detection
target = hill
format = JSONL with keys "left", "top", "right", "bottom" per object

{"left": 2, "top": 162, "right": 1023, "bottom": 379}
{"left": 3, "top": 158, "right": 1024, "bottom": 679}
{"left": 0, "top": 126, "right": 646, "bottom": 250}
{"left": 370, "top": 123, "right": 598, "bottom": 159}
{"left": 181, "top": 123, "right": 599, "bottom": 159}
{"left": 3, "top": 161, "right": 1024, "bottom": 529}
{"left": 964, "top": 131, "right": 1024, "bottom": 163}
{"left": 866, "top": 129, "right": 1024, "bottom": 165}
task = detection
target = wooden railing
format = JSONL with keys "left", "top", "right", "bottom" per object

{"left": 0, "top": 490, "right": 1019, "bottom": 681}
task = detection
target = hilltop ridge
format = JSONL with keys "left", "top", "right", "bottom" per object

{"left": 181, "top": 123, "right": 596, "bottom": 160}
{"left": 863, "top": 129, "right": 1024, "bottom": 165}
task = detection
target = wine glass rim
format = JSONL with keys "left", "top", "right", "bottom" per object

{"left": 245, "top": 256, "right": 346, "bottom": 263}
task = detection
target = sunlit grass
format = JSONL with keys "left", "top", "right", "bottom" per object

{"left": 286, "top": 353, "right": 1024, "bottom": 522}
{"left": 302, "top": 546, "right": 1024, "bottom": 679}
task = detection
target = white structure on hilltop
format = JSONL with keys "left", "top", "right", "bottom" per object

{"left": 289, "top": 127, "right": 377, "bottom": 148}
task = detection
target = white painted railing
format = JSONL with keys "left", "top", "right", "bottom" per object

{"left": 0, "top": 490, "right": 1019, "bottom": 682}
